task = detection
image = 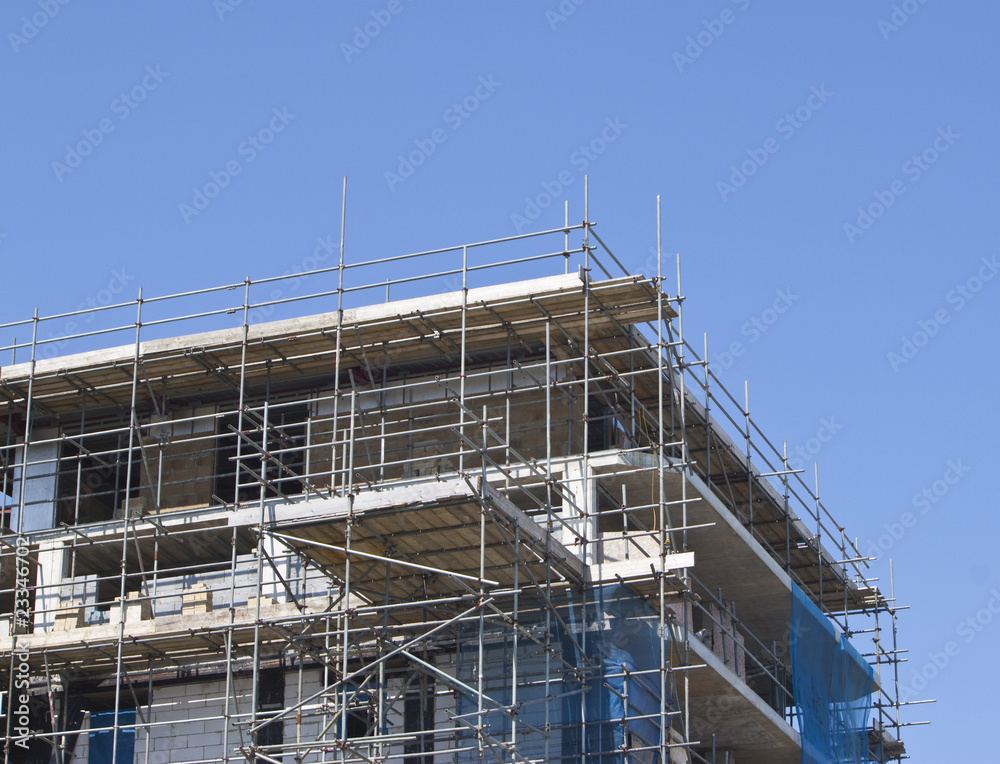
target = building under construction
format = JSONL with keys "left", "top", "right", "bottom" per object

{"left": 0, "top": 207, "right": 911, "bottom": 763}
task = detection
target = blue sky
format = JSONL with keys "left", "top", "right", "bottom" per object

{"left": 2, "top": 2, "right": 998, "bottom": 758}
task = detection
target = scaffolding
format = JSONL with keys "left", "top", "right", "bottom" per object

{"left": 0, "top": 195, "right": 914, "bottom": 763}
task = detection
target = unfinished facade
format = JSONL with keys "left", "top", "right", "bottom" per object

{"left": 0, "top": 212, "right": 910, "bottom": 763}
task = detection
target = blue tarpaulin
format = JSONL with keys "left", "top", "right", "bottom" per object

{"left": 457, "top": 586, "right": 669, "bottom": 763}
{"left": 88, "top": 709, "right": 136, "bottom": 764}
{"left": 565, "top": 584, "right": 666, "bottom": 763}
{"left": 790, "top": 585, "right": 872, "bottom": 764}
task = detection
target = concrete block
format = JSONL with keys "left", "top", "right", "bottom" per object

{"left": 669, "top": 727, "right": 692, "bottom": 763}
{"left": 667, "top": 599, "right": 695, "bottom": 633}
{"left": 182, "top": 583, "right": 213, "bottom": 615}
{"left": 707, "top": 602, "right": 748, "bottom": 682}
{"left": 114, "top": 496, "right": 150, "bottom": 520}
{"left": 117, "top": 590, "right": 151, "bottom": 623}
{"left": 54, "top": 601, "right": 85, "bottom": 630}
{"left": 178, "top": 681, "right": 201, "bottom": 695}
{"left": 186, "top": 732, "right": 217, "bottom": 747}
{"left": 710, "top": 602, "right": 734, "bottom": 670}
{"left": 158, "top": 712, "right": 189, "bottom": 727}
{"left": 247, "top": 596, "right": 276, "bottom": 613}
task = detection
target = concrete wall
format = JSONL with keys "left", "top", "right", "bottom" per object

{"left": 139, "top": 406, "right": 218, "bottom": 512}
{"left": 48, "top": 550, "right": 330, "bottom": 628}
{"left": 69, "top": 662, "right": 461, "bottom": 763}
{"left": 142, "top": 675, "right": 252, "bottom": 763}
{"left": 306, "top": 364, "right": 582, "bottom": 490}
{"left": 40, "top": 362, "right": 595, "bottom": 519}
{"left": 710, "top": 601, "right": 747, "bottom": 683}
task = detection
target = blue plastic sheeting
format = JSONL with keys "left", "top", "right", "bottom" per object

{"left": 88, "top": 709, "right": 136, "bottom": 764}
{"left": 790, "top": 585, "right": 872, "bottom": 764}
{"left": 456, "top": 586, "right": 670, "bottom": 763}
{"left": 563, "top": 584, "right": 667, "bottom": 763}
{"left": 456, "top": 605, "right": 555, "bottom": 762}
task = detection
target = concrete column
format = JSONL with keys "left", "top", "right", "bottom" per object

{"left": 33, "top": 540, "right": 67, "bottom": 632}
{"left": 562, "top": 458, "right": 597, "bottom": 566}
{"left": 261, "top": 536, "right": 291, "bottom": 603}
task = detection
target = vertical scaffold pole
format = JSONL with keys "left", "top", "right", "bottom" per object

{"left": 674, "top": 221, "right": 692, "bottom": 747}
{"left": 744, "top": 382, "right": 753, "bottom": 530}
{"left": 459, "top": 246, "right": 467, "bottom": 475}
{"left": 656, "top": 197, "right": 670, "bottom": 763}
{"left": 331, "top": 178, "right": 347, "bottom": 495}
{"left": 222, "top": 523, "right": 239, "bottom": 762}
{"left": 5, "top": 313, "right": 38, "bottom": 764}
{"left": 580, "top": 178, "right": 592, "bottom": 762}
{"left": 675, "top": 252, "right": 689, "bottom": 560}
{"left": 510, "top": 522, "right": 521, "bottom": 753}
{"left": 783, "top": 441, "right": 792, "bottom": 573}
{"left": 703, "top": 333, "right": 711, "bottom": 487}
{"left": 339, "top": 389, "right": 357, "bottom": 755}
{"left": 477, "top": 404, "right": 488, "bottom": 760}
{"left": 582, "top": 175, "right": 591, "bottom": 568}
{"left": 890, "top": 559, "right": 901, "bottom": 741}
{"left": 564, "top": 200, "right": 570, "bottom": 274}
{"left": 544, "top": 319, "right": 553, "bottom": 764}
{"left": 235, "top": 278, "right": 251, "bottom": 508}
{"left": 250, "top": 399, "right": 271, "bottom": 761}
{"left": 13, "top": 316, "right": 37, "bottom": 534}
{"left": 815, "top": 463, "right": 823, "bottom": 612}
{"left": 112, "top": 289, "right": 144, "bottom": 764}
